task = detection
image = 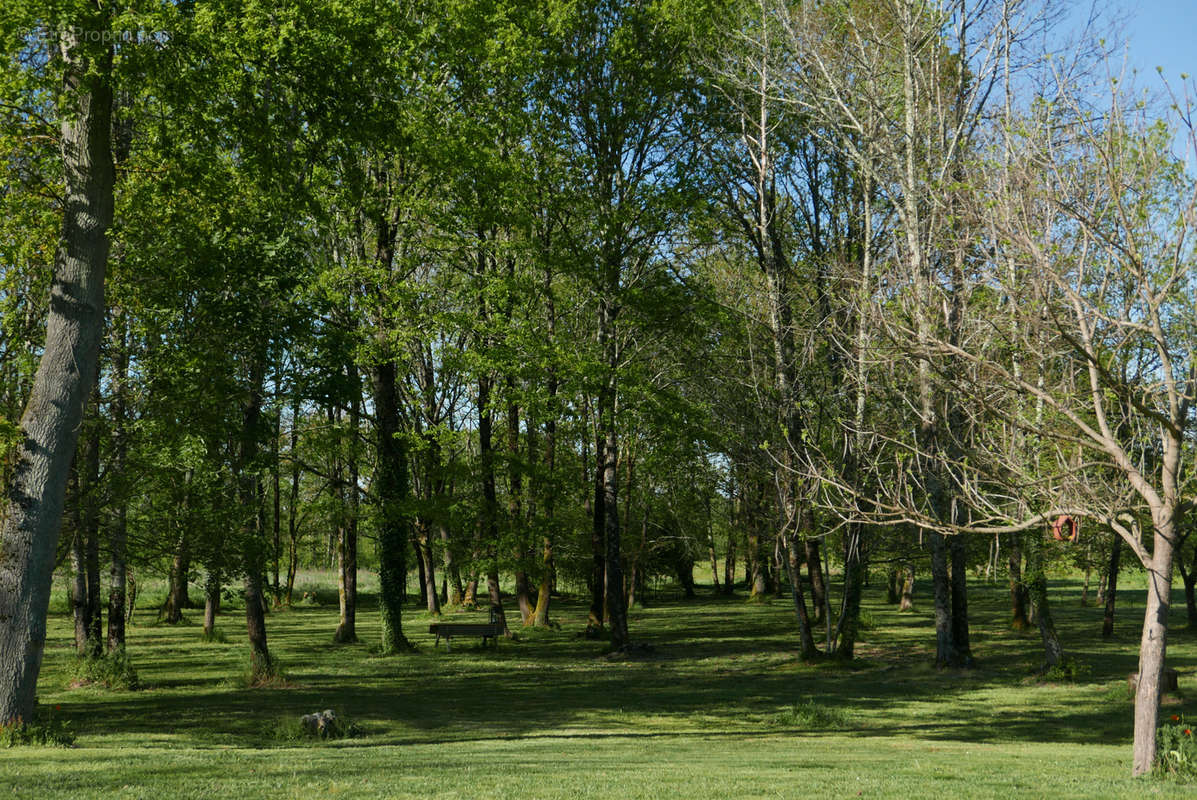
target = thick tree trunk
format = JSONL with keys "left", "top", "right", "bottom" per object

{"left": 372, "top": 360, "right": 411, "bottom": 653}
{"left": 929, "top": 531, "right": 956, "bottom": 667}
{"left": 244, "top": 569, "right": 271, "bottom": 679}
{"left": 949, "top": 534, "right": 972, "bottom": 665}
{"left": 0, "top": 21, "right": 114, "bottom": 723}
{"left": 836, "top": 524, "right": 864, "bottom": 660}
{"left": 1131, "top": 517, "right": 1177, "bottom": 776}
{"left": 1102, "top": 533, "right": 1122, "bottom": 639}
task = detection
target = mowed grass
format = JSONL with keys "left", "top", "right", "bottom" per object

{"left": 3, "top": 569, "right": 1196, "bottom": 798}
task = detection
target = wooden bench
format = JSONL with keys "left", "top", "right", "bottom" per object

{"left": 429, "top": 608, "right": 506, "bottom": 651}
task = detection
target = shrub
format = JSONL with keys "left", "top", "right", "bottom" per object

{"left": 0, "top": 712, "right": 75, "bottom": 748}
{"left": 1041, "top": 657, "right": 1091, "bottom": 683}
{"left": 1155, "top": 714, "right": 1197, "bottom": 779}
{"left": 68, "top": 646, "right": 140, "bottom": 690}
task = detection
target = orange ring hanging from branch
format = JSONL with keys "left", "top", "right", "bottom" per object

{"left": 1052, "top": 515, "right": 1079, "bottom": 543}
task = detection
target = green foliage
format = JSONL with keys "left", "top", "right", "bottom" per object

{"left": 0, "top": 714, "right": 74, "bottom": 749}
{"left": 1041, "top": 657, "right": 1092, "bottom": 684}
{"left": 1155, "top": 714, "right": 1197, "bottom": 779}
{"left": 67, "top": 646, "right": 140, "bottom": 691}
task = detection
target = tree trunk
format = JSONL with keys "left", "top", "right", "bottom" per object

{"left": 596, "top": 295, "right": 629, "bottom": 648}
{"left": 1008, "top": 531, "right": 1030, "bottom": 629}
{"left": 0, "top": 19, "right": 114, "bottom": 724}
{"left": 203, "top": 569, "right": 220, "bottom": 638}
{"left": 419, "top": 524, "right": 440, "bottom": 617}
{"left": 722, "top": 511, "right": 736, "bottom": 595}
{"left": 586, "top": 426, "right": 605, "bottom": 636}
{"left": 805, "top": 539, "right": 827, "bottom": 625}
{"left": 106, "top": 318, "right": 128, "bottom": 652}
{"left": 949, "top": 534, "right": 972, "bottom": 665}
{"left": 80, "top": 403, "right": 102, "bottom": 657}
{"left": 163, "top": 529, "right": 190, "bottom": 624}
{"left": 239, "top": 367, "right": 273, "bottom": 679}
{"left": 1102, "top": 532, "right": 1122, "bottom": 639}
{"left": 1183, "top": 569, "right": 1197, "bottom": 630}
{"left": 440, "top": 523, "right": 463, "bottom": 606}
{"left": 748, "top": 483, "right": 769, "bottom": 601}
{"left": 1026, "top": 528, "right": 1063, "bottom": 670}
{"left": 929, "top": 531, "right": 956, "bottom": 667}
{"left": 372, "top": 359, "right": 411, "bottom": 653}
{"left": 784, "top": 529, "right": 818, "bottom": 660}
{"left": 71, "top": 529, "right": 90, "bottom": 656}
{"left": 284, "top": 391, "right": 300, "bottom": 606}
{"left": 836, "top": 524, "right": 864, "bottom": 660}
{"left": 899, "top": 565, "right": 915, "bottom": 611}
{"left": 1131, "top": 516, "right": 1177, "bottom": 776}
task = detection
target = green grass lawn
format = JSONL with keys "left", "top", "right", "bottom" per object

{"left": 3, "top": 570, "right": 1195, "bottom": 798}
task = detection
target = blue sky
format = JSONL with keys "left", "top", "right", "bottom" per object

{"left": 1112, "top": 0, "right": 1196, "bottom": 82}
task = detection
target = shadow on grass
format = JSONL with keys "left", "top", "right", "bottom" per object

{"left": 39, "top": 575, "right": 1197, "bottom": 753}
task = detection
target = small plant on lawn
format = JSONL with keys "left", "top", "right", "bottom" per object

{"left": 1154, "top": 714, "right": 1197, "bottom": 779}
{"left": 68, "top": 644, "right": 140, "bottom": 690}
{"left": 265, "top": 710, "right": 363, "bottom": 743}
{"left": 771, "top": 699, "right": 850, "bottom": 730}
{"left": 200, "top": 627, "right": 228, "bottom": 644}
{"left": 0, "top": 709, "right": 75, "bottom": 748}
{"left": 1041, "top": 657, "right": 1091, "bottom": 683}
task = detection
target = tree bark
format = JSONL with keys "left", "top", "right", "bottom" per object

{"left": 598, "top": 295, "right": 629, "bottom": 649}
{"left": 1102, "top": 532, "right": 1122, "bottom": 639}
{"left": 899, "top": 565, "right": 915, "bottom": 612}
{"left": 1026, "top": 528, "right": 1063, "bottom": 670}
{"left": 1131, "top": 514, "right": 1177, "bottom": 775}
{"left": 372, "top": 359, "right": 411, "bottom": 653}
{"left": 0, "top": 19, "right": 114, "bottom": 723}
{"left": 163, "top": 528, "right": 190, "bottom": 624}
{"left": 1008, "top": 532, "right": 1030, "bottom": 629}
{"left": 203, "top": 569, "right": 220, "bottom": 638}
{"left": 805, "top": 539, "right": 827, "bottom": 625}
{"left": 586, "top": 424, "right": 605, "bottom": 636}
{"left": 929, "top": 531, "right": 956, "bottom": 667}
{"left": 106, "top": 317, "right": 128, "bottom": 652}
{"left": 949, "top": 534, "right": 972, "bottom": 665}
{"left": 71, "top": 528, "right": 90, "bottom": 656}
{"left": 239, "top": 367, "right": 272, "bottom": 680}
